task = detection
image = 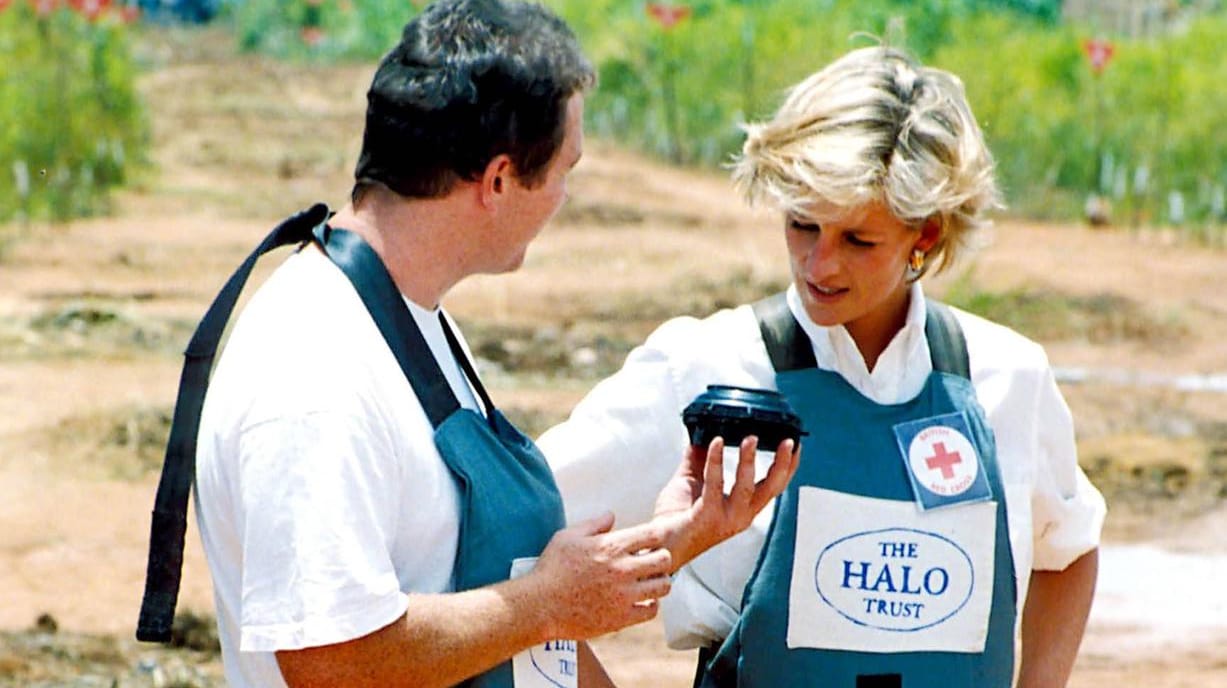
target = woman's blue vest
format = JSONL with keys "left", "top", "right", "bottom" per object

{"left": 695, "top": 293, "right": 1017, "bottom": 688}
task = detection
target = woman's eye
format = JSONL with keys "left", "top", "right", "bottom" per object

{"left": 789, "top": 218, "right": 821, "bottom": 232}
{"left": 846, "top": 234, "right": 876, "bottom": 247}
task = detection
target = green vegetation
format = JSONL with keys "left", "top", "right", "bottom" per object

{"left": 551, "top": 0, "right": 1062, "bottom": 166}
{"left": 0, "top": 0, "right": 148, "bottom": 223}
{"left": 230, "top": 0, "right": 415, "bottom": 61}
{"left": 224, "top": 0, "right": 1225, "bottom": 234}
{"left": 8, "top": 0, "right": 1211, "bottom": 230}
{"left": 942, "top": 273, "right": 1190, "bottom": 347}
{"left": 937, "top": 12, "right": 1227, "bottom": 230}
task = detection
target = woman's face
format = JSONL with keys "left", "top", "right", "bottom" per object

{"left": 785, "top": 201, "right": 936, "bottom": 354}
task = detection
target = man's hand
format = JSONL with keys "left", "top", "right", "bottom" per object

{"left": 652, "top": 435, "right": 799, "bottom": 570}
{"left": 526, "top": 511, "right": 674, "bottom": 641}
{"left": 277, "top": 513, "right": 672, "bottom": 688}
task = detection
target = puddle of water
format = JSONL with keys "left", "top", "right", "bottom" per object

{"left": 1056, "top": 367, "right": 1227, "bottom": 393}
{"left": 1088, "top": 544, "right": 1227, "bottom": 652}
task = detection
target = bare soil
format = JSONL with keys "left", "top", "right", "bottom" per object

{"left": 2, "top": 25, "right": 1226, "bottom": 687}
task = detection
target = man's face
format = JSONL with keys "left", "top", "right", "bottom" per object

{"left": 496, "top": 93, "right": 584, "bottom": 272}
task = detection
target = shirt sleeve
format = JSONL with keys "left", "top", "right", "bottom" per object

{"left": 538, "top": 332, "right": 692, "bottom": 529}
{"left": 235, "top": 410, "right": 411, "bottom": 652}
{"left": 1029, "top": 362, "right": 1107, "bottom": 571}
{"left": 661, "top": 565, "right": 742, "bottom": 649}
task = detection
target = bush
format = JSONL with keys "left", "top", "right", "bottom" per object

{"left": 937, "top": 11, "right": 1227, "bottom": 230}
{"left": 229, "top": 0, "right": 421, "bottom": 61}
{"left": 223, "top": 0, "right": 1226, "bottom": 232}
{"left": 551, "top": 0, "right": 1064, "bottom": 166}
{"left": 564, "top": 1, "right": 1227, "bottom": 234}
{"left": 0, "top": 0, "right": 148, "bottom": 223}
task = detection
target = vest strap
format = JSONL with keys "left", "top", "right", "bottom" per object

{"left": 137, "top": 207, "right": 489, "bottom": 642}
{"left": 922, "top": 299, "right": 970, "bottom": 379}
{"left": 311, "top": 224, "right": 462, "bottom": 428}
{"left": 136, "top": 203, "right": 330, "bottom": 642}
{"left": 751, "top": 292, "right": 970, "bottom": 380}
{"left": 750, "top": 293, "right": 816, "bottom": 372}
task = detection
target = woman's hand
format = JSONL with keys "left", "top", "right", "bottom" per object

{"left": 651, "top": 435, "right": 799, "bottom": 570}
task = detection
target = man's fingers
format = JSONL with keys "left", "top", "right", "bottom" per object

{"left": 626, "top": 598, "right": 661, "bottom": 624}
{"left": 603, "top": 519, "right": 669, "bottom": 554}
{"left": 620, "top": 545, "right": 672, "bottom": 579}
{"left": 631, "top": 574, "right": 672, "bottom": 603}
{"left": 569, "top": 511, "right": 616, "bottom": 537}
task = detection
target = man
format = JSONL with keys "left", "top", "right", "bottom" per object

{"left": 176, "top": 1, "right": 797, "bottom": 686}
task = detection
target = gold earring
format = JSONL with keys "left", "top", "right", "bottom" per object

{"left": 909, "top": 249, "right": 925, "bottom": 272}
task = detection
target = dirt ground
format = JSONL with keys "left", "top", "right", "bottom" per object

{"left": 2, "top": 26, "right": 1227, "bottom": 687}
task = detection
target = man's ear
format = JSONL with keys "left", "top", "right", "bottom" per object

{"left": 479, "top": 154, "right": 515, "bottom": 209}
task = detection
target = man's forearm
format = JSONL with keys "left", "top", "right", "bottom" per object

{"left": 275, "top": 514, "right": 672, "bottom": 687}
{"left": 1017, "top": 548, "right": 1099, "bottom": 688}
{"left": 277, "top": 576, "right": 551, "bottom": 688}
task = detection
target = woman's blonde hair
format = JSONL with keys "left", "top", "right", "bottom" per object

{"left": 732, "top": 46, "right": 1002, "bottom": 276}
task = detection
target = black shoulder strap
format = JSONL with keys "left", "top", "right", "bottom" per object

{"left": 751, "top": 292, "right": 971, "bottom": 380}
{"left": 923, "top": 299, "right": 971, "bottom": 380}
{"left": 136, "top": 210, "right": 490, "bottom": 643}
{"left": 311, "top": 225, "right": 461, "bottom": 427}
{"left": 440, "top": 312, "right": 497, "bottom": 421}
{"left": 751, "top": 292, "right": 815, "bottom": 373}
{"left": 136, "top": 203, "right": 330, "bottom": 642}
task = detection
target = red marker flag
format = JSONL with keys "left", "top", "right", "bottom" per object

{"left": 1083, "top": 38, "right": 1115, "bottom": 74}
{"left": 646, "top": 2, "right": 691, "bottom": 30}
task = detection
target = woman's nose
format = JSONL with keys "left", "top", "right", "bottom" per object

{"left": 805, "top": 235, "right": 840, "bottom": 280}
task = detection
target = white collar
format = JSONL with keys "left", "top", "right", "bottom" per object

{"left": 784, "top": 282, "right": 932, "bottom": 405}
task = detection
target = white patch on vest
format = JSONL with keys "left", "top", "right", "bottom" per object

{"left": 787, "top": 488, "right": 997, "bottom": 653}
{"left": 907, "top": 424, "right": 980, "bottom": 497}
{"left": 510, "top": 557, "right": 578, "bottom": 687}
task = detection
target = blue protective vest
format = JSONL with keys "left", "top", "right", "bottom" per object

{"left": 135, "top": 206, "right": 564, "bottom": 688}
{"left": 697, "top": 294, "right": 1017, "bottom": 688}
{"left": 310, "top": 224, "right": 569, "bottom": 688}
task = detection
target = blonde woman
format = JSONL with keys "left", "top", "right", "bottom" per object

{"left": 541, "top": 46, "right": 1104, "bottom": 688}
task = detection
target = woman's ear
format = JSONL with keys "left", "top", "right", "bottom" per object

{"left": 915, "top": 216, "right": 943, "bottom": 253}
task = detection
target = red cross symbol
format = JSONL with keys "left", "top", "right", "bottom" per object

{"left": 924, "top": 442, "right": 962, "bottom": 480}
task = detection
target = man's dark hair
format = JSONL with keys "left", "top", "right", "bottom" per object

{"left": 352, "top": 0, "right": 594, "bottom": 202}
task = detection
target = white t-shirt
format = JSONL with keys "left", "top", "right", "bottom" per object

{"left": 538, "top": 283, "right": 1106, "bottom": 651}
{"left": 194, "top": 246, "right": 482, "bottom": 688}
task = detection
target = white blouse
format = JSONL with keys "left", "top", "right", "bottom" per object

{"left": 538, "top": 283, "right": 1106, "bottom": 649}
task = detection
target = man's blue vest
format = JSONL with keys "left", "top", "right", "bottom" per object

{"left": 137, "top": 206, "right": 565, "bottom": 687}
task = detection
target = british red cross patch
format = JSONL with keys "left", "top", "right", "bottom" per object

{"left": 908, "top": 425, "right": 979, "bottom": 496}
{"left": 893, "top": 412, "right": 993, "bottom": 510}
